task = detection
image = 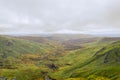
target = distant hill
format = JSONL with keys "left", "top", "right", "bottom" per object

{"left": 99, "top": 37, "right": 120, "bottom": 42}
{"left": 14, "top": 36, "right": 50, "bottom": 44}
{"left": 15, "top": 34, "right": 97, "bottom": 50}
{"left": 0, "top": 35, "right": 55, "bottom": 58}
{"left": 46, "top": 34, "right": 94, "bottom": 41}
{"left": 62, "top": 37, "right": 99, "bottom": 50}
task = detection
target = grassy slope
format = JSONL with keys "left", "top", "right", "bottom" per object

{"left": 51, "top": 41, "right": 120, "bottom": 80}
{"left": 0, "top": 35, "right": 59, "bottom": 80}
{"left": 0, "top": 35, "right": 56, "bottom": 58}
{"left": 0, "top": 35, "right": 120, "bottom": 80}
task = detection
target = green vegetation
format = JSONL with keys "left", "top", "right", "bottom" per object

{"left": 0, "top": 35, "right": 120, "bottom": 80}
{"left": 0, "top": 35, "right": 56, "bottom": 57}
{"left": 51, "top": 40, "right": 120, "bottom": 80}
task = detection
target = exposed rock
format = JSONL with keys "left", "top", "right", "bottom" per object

{"left": 43, "top": 75, "right": 56, "bottom": 80}
{"left": 2, "top": 53, "right": 7, "bottom": 58}
{"left": 0, "top": 76, "right": 16, "bottom": 80}
{"left": 5, "top": 40, "right": 14, "bottom": 46}
{"left": 0, "top": 60, "right": 3, "bottom": 67}
{"left": 0, "top": 77, "right": 8, "bottom": 80}
{"left": 104, "top": 52, "right": 110, "bottom": 63}
{"left": 41, "top": 71, "right": 56, "bottom": 80}
{"left": 114, "top": 48, "right": 120, "bottom": 61}
{"left": 103, "top": 48, "right": 120, "bottom": 63}
{"left": 46, "top": 63, "right": 58, "bottom": 70}
{"left": 12, "top": 77, "right": 16, "bottom": 80}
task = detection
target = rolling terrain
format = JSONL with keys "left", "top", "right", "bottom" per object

{"left": 0, "top": 34, "right": 120, "bottom": 80}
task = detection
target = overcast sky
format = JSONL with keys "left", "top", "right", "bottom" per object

{"left": 0, "top": 0, "right": 120, "bottom": 36}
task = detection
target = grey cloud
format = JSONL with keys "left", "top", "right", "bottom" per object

{"left": 0, "top": 0, "right": 120, "bottom": 35}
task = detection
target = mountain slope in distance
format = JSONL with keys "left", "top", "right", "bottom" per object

{"left": 0, "top": 35, "right": 55, "bottom": 58}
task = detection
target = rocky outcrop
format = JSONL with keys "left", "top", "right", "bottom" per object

{"left": 0, "top": 60, "right": 3, "bottom": 67}
{"left": 103, "top": 48, "right": 120, "bottom": 63}
{"left": 43, "top": 75, "right": 56, "bottom": 80}
{"left": 41, "top": 71, "right": 56, "bottom": 80}
{"left": 0, "top": 76, "right": 16, "bottom": 80}
{"left": 5, "top": 40, "right": 14, "bottom": 46}
{"left": 46, "top": 63, "right": 58, "bottom": 70}
{"left": 0, "top": 77, "right": 7, "bottom": 80}
{"left": 104, "top": 52, "right": 110, "bottom": 63}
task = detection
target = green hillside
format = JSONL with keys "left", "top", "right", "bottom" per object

{"left": 0, "top": 35, "right": 63, "bottom": 80}
{"left": 0, "top": 35, "right": 56, "bottom": 58}
{"left": 0, "top": 35, "right": 120, "bottom": 80}
{"left": 50, "top": 41, "right": 120, "bottom": 80}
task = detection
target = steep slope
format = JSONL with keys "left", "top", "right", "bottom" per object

{"left": 94, "top": 41, "right": 120, "bottom": 64}
{"left": 0, "top": 35, "right": 55, "bottom": 58}
{"left": 0, "top": 35, "right": 60, "bottom": 80}
{"left": 51, "top": 41, "right": 120, "bottom": 80}
{"left": 71, "top": 41, "right": 120, "bottom": 80}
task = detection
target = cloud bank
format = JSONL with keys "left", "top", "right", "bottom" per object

{"left": 0, "top": 0, "right": 120, "bottom": 36}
